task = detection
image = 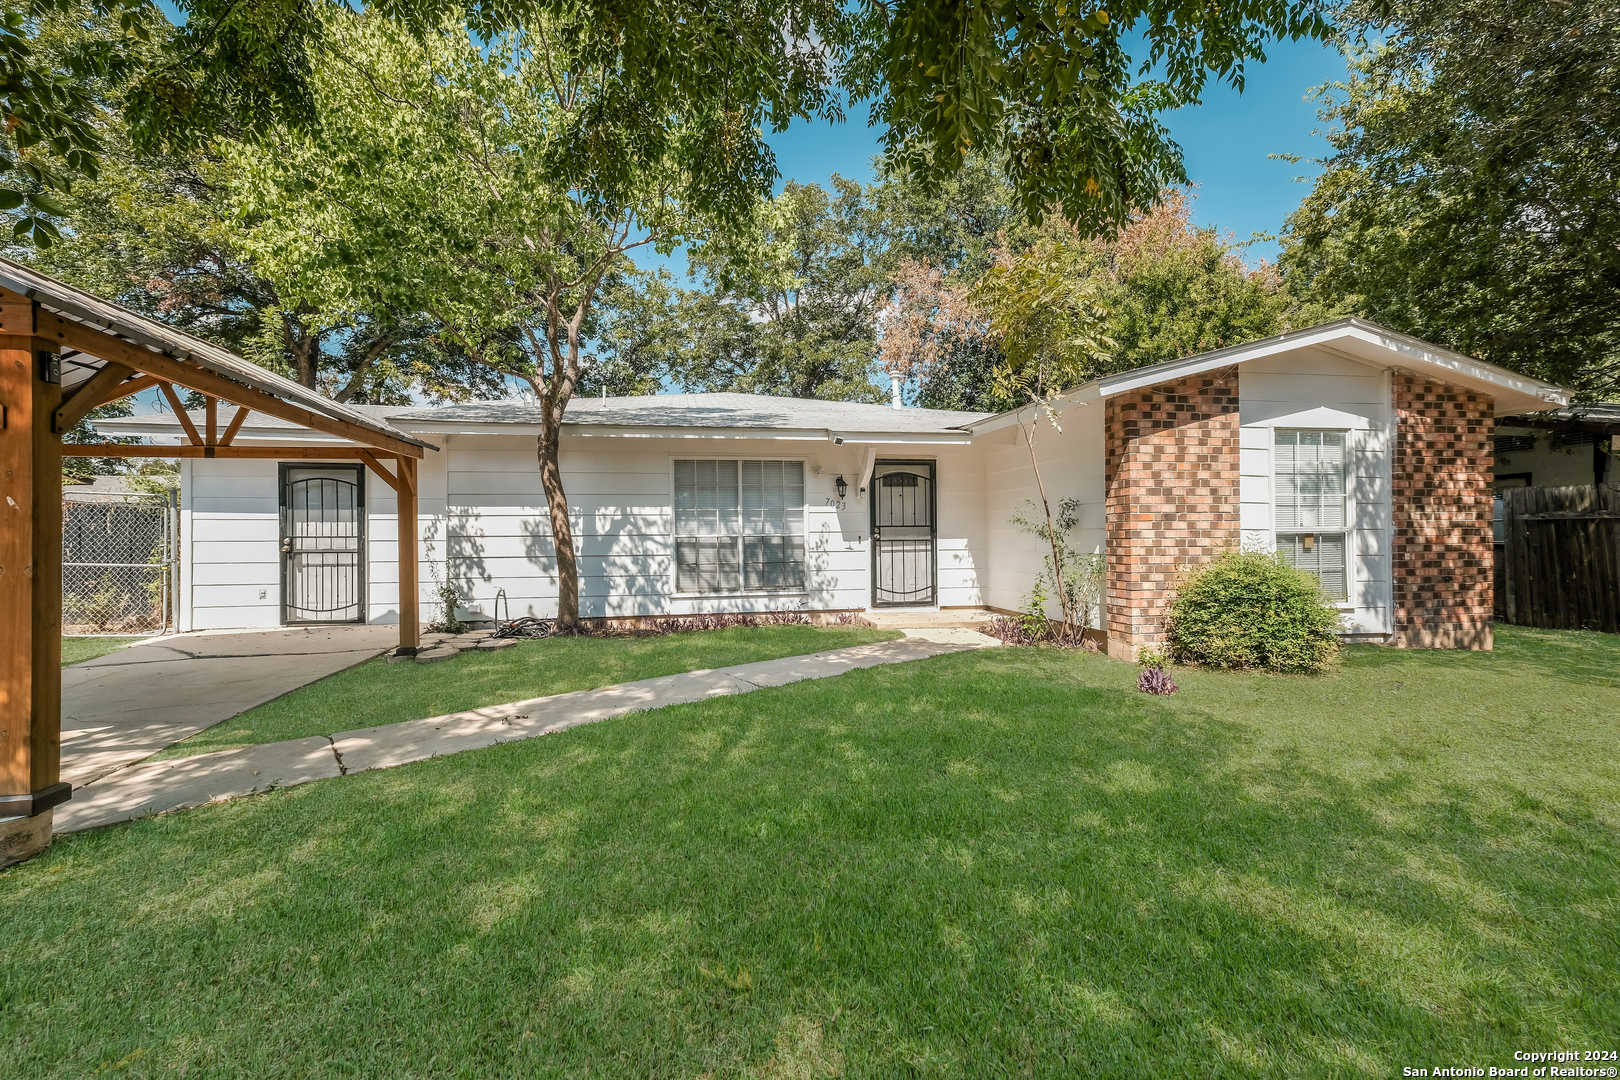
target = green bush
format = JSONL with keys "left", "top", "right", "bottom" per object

{"left": 1165, "top": 550, "right": 1343, "bottom": 674}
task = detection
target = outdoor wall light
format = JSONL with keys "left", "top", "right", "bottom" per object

{"left": 834, "top": 475, "right": 848, "bottom": 500}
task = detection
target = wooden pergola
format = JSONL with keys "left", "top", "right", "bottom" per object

{"left": 0, "top": 257, "right": 432, "bottom": 866}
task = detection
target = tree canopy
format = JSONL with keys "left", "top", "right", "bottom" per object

{"left": 1280, "top": 0, "right": 1620, "bottom": 398}
{"left": 6, "top": 0, "right": 1332, "bottom": 249}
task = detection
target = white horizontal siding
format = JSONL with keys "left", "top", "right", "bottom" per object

{"left": 981, "top": 404, "right": 1107, "bottom": 622}
{"left": 1239, "top": 349, "right": 1393, "bottom": 636}
{"left": 181, "top": 432, "right": 988, "bottom": 627}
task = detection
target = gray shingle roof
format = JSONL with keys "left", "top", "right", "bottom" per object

{"left": 94, "top": 394, "right": 991, "bottom": 439}
{"left": 399, "top": 393, "right": 991, "bottom": 433}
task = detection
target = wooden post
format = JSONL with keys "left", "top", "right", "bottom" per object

{"left": 0, "top": 293, "right": 67, "bottom": 867}
{"left": 397, "top": 456, "right": 419, "bottom": 652}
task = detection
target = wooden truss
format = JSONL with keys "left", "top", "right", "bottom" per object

{"left": 1, "top": 283, "right": 424, "bottom": 856}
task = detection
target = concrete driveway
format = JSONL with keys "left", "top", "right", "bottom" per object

{"left": 61, "top": 625, "right": 398, "bottom": 787}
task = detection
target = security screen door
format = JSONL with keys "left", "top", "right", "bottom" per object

{"left": 280, "top": 465, "right": 365, "bottom": 623}
{"left": 871, "top": 460, "right": 937, "bottom": 606}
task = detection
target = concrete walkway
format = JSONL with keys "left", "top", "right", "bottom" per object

{"left": 61, "top": 625, "right": 398, "bottom": 787}
{"left": 54, "top": 629, "right": 997, "bottom": 835}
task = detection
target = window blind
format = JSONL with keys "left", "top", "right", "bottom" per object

{"left": 1274, "top": 429, "right": 1347, "bottom": 529}
{"left": 1277, "top": 532, "right": 1347, "bottom": 600}
{"left": 1274, "top": 429, "right": 1350, "bottom": 601}
{"left": 675, "top": 460, "right": 805, "bottom": 593}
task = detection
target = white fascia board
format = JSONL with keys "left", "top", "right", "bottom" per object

{"left": 827, "top": 430, "right": 975, "bottom": 445}
{"left": 89, "top": 418, "right": 360, "bottom": 444}
{"left": 1093, "top": 321, "right": 1568, "bottom": 409}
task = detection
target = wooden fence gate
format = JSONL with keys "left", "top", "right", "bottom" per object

{"left": 1495, "top": 484, "right": 1620, "bottom": 633}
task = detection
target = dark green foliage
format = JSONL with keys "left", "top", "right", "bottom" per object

{"left": 1166, "top": 549, "right": 1342, "bottom": 673}
{"left": 1280, "top": 0, "right": 1620, "bottom": 398}
{"left": 601, "top": 179, "right": 888, "bottom": 402}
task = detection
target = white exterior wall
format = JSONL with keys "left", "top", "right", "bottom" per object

{"left": 1237, "top": 346, "right": 1394, "bottom": 637}
{"left": 179, "top": 453, "right": 439, "bottom": 631}
{"left": 978, "top": 402, "right": 1108, "bottom": 619}
{"left": 178, "top": 432, "right": 989, "bottom": 627}
{"left": 440, "top": 434, "right": 987, "bottom": 619}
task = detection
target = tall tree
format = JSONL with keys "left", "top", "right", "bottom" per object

{"left": 600, "top": 179, "right": 889, "bottom": 402}
{"left": 234, "top": 11, "right": 769, "bottom": 628}
{"left": 1280, "top": 0, "right": 1620, "bottom": 398}
{"left": 9, "top": 130, "right": 498, "bottom": 404}
{"left": 9, "top": 0, "right": 1331, "bottom": 251}
{"left": 892, "top": 190, "right": 1310, "bottom": 410}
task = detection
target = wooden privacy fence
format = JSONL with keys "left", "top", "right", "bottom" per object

{"left": 1495, "top": 484, "right": 1620, "bottom": 633}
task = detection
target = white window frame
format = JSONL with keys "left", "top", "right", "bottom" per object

{"left": 1272, "top": 428, "right": 1354, "bottom": 603}
{"left": 669, "top": 456, "right": 809, "bottom": 596}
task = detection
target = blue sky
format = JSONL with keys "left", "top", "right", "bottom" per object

{"left": 759, "top": 36, "right": 1349, "bottom": 266}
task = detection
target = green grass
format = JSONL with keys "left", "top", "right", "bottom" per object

{"left": 152, "top": 624, "right": 900, "bottom": 759}
{"left": 60, "top": 635, "right": 144, "bottom": 667}
{"left": 4, "top": 624, "right": 1618, "bottom": 1077}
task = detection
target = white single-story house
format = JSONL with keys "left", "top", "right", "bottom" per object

{"left": 96, "top": 318, "right": 1570, "bottom": 657}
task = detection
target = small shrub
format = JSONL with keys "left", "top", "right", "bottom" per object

{"left": 1165, "top": 550, "right": 1343, "bottom": 674}
{"left": 428, "top": 563, "right": 466, "bottom": 635}
{"left": 1020, "top": 580, "right": 1053, "bottom": 641}
{"left": 1137, "top": 664, "right": 1178, "bottom": 695}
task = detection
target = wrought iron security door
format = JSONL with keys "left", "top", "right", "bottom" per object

{"left": 871, "top": 460, "right": 937, "bottom": 606}
{"left": 280, "top": 465, "right": 365, "bottom": 623}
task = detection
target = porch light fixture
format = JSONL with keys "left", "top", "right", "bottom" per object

{"left": 834, "top": 475, "right": 848, "bottom": 500}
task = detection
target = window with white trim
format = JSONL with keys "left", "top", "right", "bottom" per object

{"left": 1274, "top": 429, "right": 1349, "bottom": 600}
{"left": 674, "top": 460, "right": 806, "bottom": 593}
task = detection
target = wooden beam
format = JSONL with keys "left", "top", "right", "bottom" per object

{"left": 53, "top": 361, "right": 133, "bottom": 433}
{"left": 357, "top": 450, "right": 401, "bottom": 494}
{"left": 61, "top": 443, "right": 388, "bottom": 459}
{"left": 219, "top": 406, "right": 250, "bottom": 446}
{"left": 30, "top": 345, "right": 61, "bottom": 800}
{"left": 158, "top": 382, "right": 203, "bottom": 445}
{"left": 91, "top": 373, "right": 161, "bottom": 410}
{"left": 1, "top": 335, "right": 37, "bottom": 799}
{"left": 398, "top": 456, "right": 420, "bottom": 651}
{"left": 0, "top": 316, "right": 66, "bottom": 859}
{"left": 205, "top": 396, "right": 218, "bottom": 445}
{"left": 49, "top": 320, "right": 425, "bottom": 458}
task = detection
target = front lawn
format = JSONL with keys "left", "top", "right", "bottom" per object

{"left": 60, "top": 635, "right": 144, "bottom": 667}
{"left": 4, "top": 624, "right": 1617, "bottom": 1077}
{"left": 153, "top": 623, "right": 899, "bottom": 758}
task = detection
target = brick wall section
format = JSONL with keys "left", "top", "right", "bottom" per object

{"left": 1392, "top": 373, "right": 1495, "bottom": 649}
{"left": 1104, "top": 369, "right": 1241, "bottom": 660}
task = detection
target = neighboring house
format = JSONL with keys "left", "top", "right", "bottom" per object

{"left": 96, "top": 318, "right": 1569, "bottom": 656}
{"left": 1492, "top": 403, "right": 1618, "bottom": 492}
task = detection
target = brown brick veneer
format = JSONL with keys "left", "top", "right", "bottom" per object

{"left": 1392, "top": 373, "right": 1495, "bottom": 649}
{"left": 1104, "top": 370, "right": 1241, "bottom": 660}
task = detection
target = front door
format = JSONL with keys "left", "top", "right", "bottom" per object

{"left": 280, "top": 464, "right": 365, "bottom": 623}
{"left": 871, "top": 460, "right": 936, "bottom": 606}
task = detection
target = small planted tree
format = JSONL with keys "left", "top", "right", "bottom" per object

{"left": 1165, "top": 550, "right": 1343, "bottom": 674}
{"left": 973, "top": 242, "right": 1114, "bottom": 640}
{"left": 1010, "top": 496, "right": 1104, "bottom": 643}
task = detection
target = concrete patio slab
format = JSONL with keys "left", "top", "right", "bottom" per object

{"left": 61, "top": 624, "right": 397, "bottom": 787}
{"left": 53, "top": 737, "right": 341, "bottom": 833}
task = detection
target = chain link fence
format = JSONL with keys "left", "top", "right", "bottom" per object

{"left": 62, "top": 489, "right": 178, "bottom": 636}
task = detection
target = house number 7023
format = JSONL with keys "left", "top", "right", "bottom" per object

{"left": 824, "top": 498, "right": 846, "bottom": 510}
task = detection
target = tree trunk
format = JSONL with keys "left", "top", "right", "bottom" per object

{"left": 537, "top": 422, "right": 580, "bottom": 628}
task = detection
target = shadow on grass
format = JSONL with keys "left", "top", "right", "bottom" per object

{"left": 4, "top": 645, "right": 1618, "bottom": 1078}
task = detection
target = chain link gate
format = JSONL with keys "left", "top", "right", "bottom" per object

{"left": 62, "top": 489, "right": 178, "bottom": 636}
